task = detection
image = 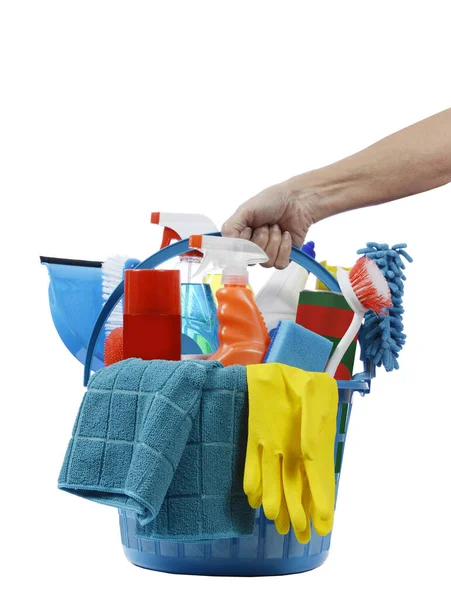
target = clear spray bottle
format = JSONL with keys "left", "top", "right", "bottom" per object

{"left": 151, "top": 212, "right": 219, "bottom": 354}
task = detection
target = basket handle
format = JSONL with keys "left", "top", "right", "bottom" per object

{"left": 84, "top": 233, "right": 341, "bottom": 385}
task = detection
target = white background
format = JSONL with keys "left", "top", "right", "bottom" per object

{"left": 1, "top": 1, "right": 450, "bottom": 598}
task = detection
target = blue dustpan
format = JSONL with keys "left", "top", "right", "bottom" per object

{"left": 40, "top": 257, "right": 106, "bottom": 371}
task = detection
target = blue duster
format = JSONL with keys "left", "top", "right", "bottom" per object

{"left": 357, "top": 242, "right": 413, "bottom": 371}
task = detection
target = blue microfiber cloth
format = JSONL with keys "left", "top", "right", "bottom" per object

{"left": 59, "top": 359, "right": 206, "bottom": 524}
{"left": 58, "top": 358, "right": 254, "bottom": 541}
{"left": 264, "top": 320, "right": 333, "bottom": 372}
{"left": 357, "top": 242, "right": 413, "bottom": 371}
{"left": 136, "top": 363, "right": 253, "bottom": 542}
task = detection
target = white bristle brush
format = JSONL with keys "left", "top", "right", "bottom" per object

{"left": 326, "top": 257, "right": 392, "bottom": 377}
{"left": 102, "top": 255, "right": 136, "bottom": 335}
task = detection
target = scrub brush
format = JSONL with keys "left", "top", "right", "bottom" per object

{"left": 102, "top": 255, "right": 140, "bottom": 335}
{"left": 326, "top": 256, "right": 392, "bottom": 377}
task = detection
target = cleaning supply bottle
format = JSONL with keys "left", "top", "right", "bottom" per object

{"left": 151, "top": 212, "right": 219, "bottom": 354}
{"left": 123, "top": 269, "right": 182, "bottom": 361}
{"left": 202, "top": 272, "right": 224, "bottom": 306}
{"left": 189, "top": 235, "right": 270, "bottom": 367}
{"left": 255, "top": 241, "right": 316, "bottom": 333}
{"left": 203, "top": 271, "right": 253, "bottom": 307}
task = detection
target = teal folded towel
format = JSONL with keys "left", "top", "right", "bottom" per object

{"left": 58, "top": 358, "right": 254, "bottom": 541}
{"left": 136, "top": 362, "right": 253, "bottom": 542}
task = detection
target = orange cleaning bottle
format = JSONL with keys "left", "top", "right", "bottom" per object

{"left": 189, "top": 235, "right": 270, "bottom": 367}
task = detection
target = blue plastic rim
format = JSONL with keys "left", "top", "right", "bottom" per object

{"left": 83, "top": 234, "right": 373, "bottom": 576}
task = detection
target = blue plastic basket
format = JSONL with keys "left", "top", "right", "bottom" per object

{"left": 85, "top": 235, "right": 374, "bottom": 576}
{"left": 120, "top": 379, "right": 372, "bottom": 575}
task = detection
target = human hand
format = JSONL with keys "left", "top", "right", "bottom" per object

{"left": 221, "top": 176, "right": 320, "bottom": 269}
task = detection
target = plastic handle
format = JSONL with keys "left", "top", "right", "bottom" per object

{"left": 83, "top": 233, "right": 340, "bottom": 385}
{"left": 325, "top": 311, "right": 363, "bottom": 377}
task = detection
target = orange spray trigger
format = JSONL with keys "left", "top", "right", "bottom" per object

{"left": 189, "top": 234, "right": 203, "bottom": 249}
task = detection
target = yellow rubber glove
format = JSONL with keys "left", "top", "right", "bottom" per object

{"left": 274, "top": 463, "right": 311, "bottom": 544}
{"left": 245, "top": 363, "right": 338, "bottom": 542}
{"left": 301, "top": 372, "right": 338, "bottom": 536}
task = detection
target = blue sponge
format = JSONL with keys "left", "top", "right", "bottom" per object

{"left": 264, "top": 320, "right": 333, "bottom": 373}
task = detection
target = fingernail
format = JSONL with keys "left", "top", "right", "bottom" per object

{"left": 283, "top": 231, "right": 291, "bottom": 241}
{"left": 271, "top": 224, "right": 280, "bottom": 233}
{"left": 240, "top": 227, "right": 252, "bottom": 239}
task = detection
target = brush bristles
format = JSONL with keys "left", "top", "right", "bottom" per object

{"left": 102, "top": 255, "right": 128, "bottom": 299}
{"left": 102, "top": 255, "right": 129, "bottom": 332}
{"left": 349, "top": 257, "right": 392, "bottom": 313}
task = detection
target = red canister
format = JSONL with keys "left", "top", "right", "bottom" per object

{"left": 123, "top": 269, "right": 181, "bottom": 361}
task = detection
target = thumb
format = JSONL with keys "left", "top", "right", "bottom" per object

{"left": 290, "top": 230, "right": 308, "bottom": 250}
{"left": 222, "top": 204, "right": 254, "bottom": 239}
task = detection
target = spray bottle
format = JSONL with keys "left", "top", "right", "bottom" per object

{"left": 255, "top": 241, "right": 316, "bottom": 333}
{"left": 189, "top": 235, "right": 270, "bottom": 366}
{"left": 151, "top": 212, "right": 219, "bottom": 354}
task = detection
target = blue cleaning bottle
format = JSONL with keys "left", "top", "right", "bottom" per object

{"left": 151, "top": 212, "right": 219, "bottom": 355}
{"left": 180, "top": 266, "right": 219, "bottom": 354}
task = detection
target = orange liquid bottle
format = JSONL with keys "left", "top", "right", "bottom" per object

{"left": 211, "top": 284, "right": 270, "bottom": 366}
{"left": 189, "top": 235, "right": 270, "bottom": 367}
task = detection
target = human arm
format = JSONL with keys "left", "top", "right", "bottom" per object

{"left": 223, "top": 108, "right": 451, "bottom": 268}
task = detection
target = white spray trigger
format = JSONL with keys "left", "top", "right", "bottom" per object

{"left": 189, "top": 235, "right": 268, "bottom": 285}
{"left": 192, "top": 251, "right": 214, "bottom": 280}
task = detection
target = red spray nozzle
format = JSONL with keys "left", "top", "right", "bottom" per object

{"left": 151, "top": 213, "right": 181, "bottom": 249}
